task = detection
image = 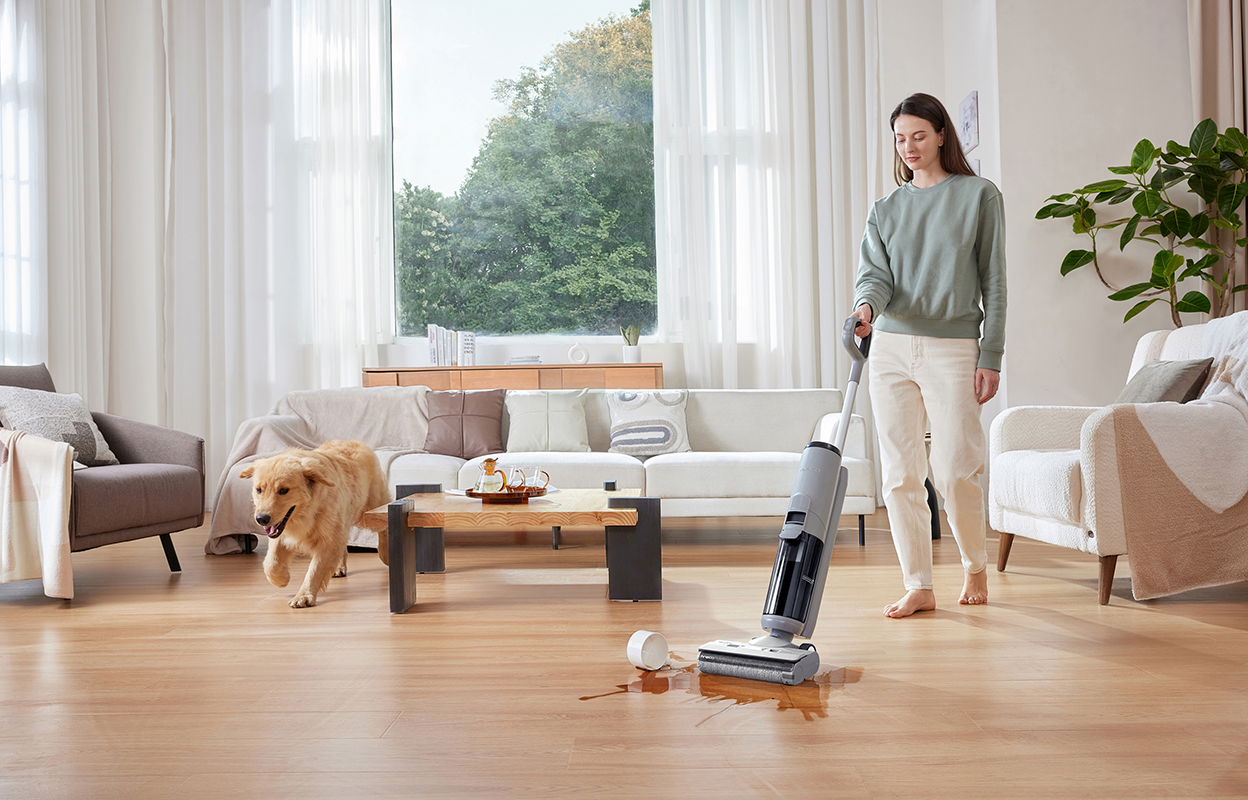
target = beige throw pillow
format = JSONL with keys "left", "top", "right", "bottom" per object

{"left": 505, "top": 390, "right": 591, "bottom": 452}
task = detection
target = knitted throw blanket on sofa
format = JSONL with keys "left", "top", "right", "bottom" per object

{"left": 1115, "top": 311, "right": 1248, "bottom": 599}
{"left": 0, "top": 429, "right": 74, "bottom": 599}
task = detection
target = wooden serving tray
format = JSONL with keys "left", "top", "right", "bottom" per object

{"left": 465, "top": 487, "right": 548, "bottom": 504}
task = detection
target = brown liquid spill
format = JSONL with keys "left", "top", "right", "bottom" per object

{"left": 580, "top": 652, "right": 862, "bottom": 723}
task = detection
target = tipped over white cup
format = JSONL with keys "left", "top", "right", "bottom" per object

{"left": 627, "top": 630, "right": 668, "bottom": 670}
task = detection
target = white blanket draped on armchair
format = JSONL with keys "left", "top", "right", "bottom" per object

{"left": 0, "top": 429, "right": 74, "bottom": 599}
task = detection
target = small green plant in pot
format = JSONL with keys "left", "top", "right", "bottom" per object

{"left": 620, "top": 324, "right": 640, "bottom": 346}
{"left": 1036, "top": 118, "right": 1248, "bottom": 327}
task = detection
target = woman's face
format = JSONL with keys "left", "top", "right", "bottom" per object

{"left": 894, "top": 114, "right": 944, "bottom": 174}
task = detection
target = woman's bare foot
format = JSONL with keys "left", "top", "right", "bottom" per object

{"left": 884, "top": 589, "right": 936, "bottom": 618}
{"left": 959, "top": 568, "right": 988, "bottom": 605}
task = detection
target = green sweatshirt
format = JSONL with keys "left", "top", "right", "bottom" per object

{"left": 853, "top": 173, "right": 1007, "bottom": 371}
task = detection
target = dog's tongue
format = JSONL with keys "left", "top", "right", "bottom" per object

{"left": 265, "top": 525, "right": 280, "bottom": 538}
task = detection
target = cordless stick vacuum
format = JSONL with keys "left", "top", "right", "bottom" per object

{"left": 697, "top": 317, "right": 871, "bottom": 686}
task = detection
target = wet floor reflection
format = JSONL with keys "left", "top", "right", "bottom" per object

{"left": 581, "top": 654, "right": 862, "bottom": 722}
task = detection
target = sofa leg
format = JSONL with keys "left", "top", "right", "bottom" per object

{"left": 996, "top": 532, "right": 1014, "bottom": 571}
{"left": 858, "top": 515, "right": 865, "bottom": 547}
{"left": 1098, "top": 555, "right": 1117, "bottom": 605}
{"left": 160, "top": 533, "right": 181, "bottom": 572}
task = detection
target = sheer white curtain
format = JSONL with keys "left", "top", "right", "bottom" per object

{"left": 653, "top": 0, "right": 881, "bottom": 390}
{"left": 163, "top": 0, "right": 393, "bottom": 490}
{"left": 0, "top": 0, "right": 111, "bottom": 408}
{"left": 0, "top": 0, "right": 43, "bottom": 367}
{"left": 1189, "top": 0, "right": 1247, "bottom": 312}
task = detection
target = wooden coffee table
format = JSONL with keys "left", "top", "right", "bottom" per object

{"left": 362, "top": 486, "right": 662, "bottom": 613}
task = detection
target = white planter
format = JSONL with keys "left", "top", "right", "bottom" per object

{"left": 623, "top": 345, "right": 641, "bottom": 363}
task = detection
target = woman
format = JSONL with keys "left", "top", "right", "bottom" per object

{"left": 851, "top": 92, "right": 1006, "bottom": 618}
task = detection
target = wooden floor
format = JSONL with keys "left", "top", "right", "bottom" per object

{"left": 2, "top": 511, "right": 1247, "bottom": 799}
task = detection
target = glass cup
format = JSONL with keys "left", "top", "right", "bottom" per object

{"left": 507, "top": 466, "right": 550, "bottom": 491}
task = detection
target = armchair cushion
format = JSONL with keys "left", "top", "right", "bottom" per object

{"left": 990, "top": 448, "right": 1082, "bottom": 526}
{"left": 72, "top": 464, "right": 203, "bottom": 540}
{"left": 0, "top": 386, "right": 119, "bottom": 466}
{"left": 1114, "top": 357, "right": 1213, "bottom": 404}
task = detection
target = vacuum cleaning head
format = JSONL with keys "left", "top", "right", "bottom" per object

{"left": 697, "top": 639, "right": 820, "bottom": 686}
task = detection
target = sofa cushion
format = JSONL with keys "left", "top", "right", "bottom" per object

{"left": 72, "top": 463, "right": 202, "bottom": 538}
{"left": 0, "top": 386, "right": 120, "bottom": 467}
{"left": 0, "top": 363, "right": 56, "bottom": 392}
{"left": 460, "top": 451, "right": 644, "bottom": 492}
{"left": 424, "top": 389, "right": 505, "bottom": 459}
{"left": 505, "top": 390, "right": 591, "bottom": 453}
{"left": 1116, "top": 357, "right": 1214, "bottom": 404}
{"left": 607, "top": 390, "right": 691, "bottom": 457}
{"left": 990, "top": 448, "right": 1082, "bottom": 526}
{"left": 645, "top": 451, "right": 801, "bottom": 498}
{"left": 388, "top": 453, "right": 467, "bottom": 495}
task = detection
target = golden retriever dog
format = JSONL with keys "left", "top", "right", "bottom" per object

{"left": 240, "top": 439, "right": 390, "bottom": 608}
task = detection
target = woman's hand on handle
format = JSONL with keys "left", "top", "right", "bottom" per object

{"left": 975, "top": 368, "right": 1000, "bottom": 405}
{"left": 851, "top": 304, "right": 873, "bottom": 338}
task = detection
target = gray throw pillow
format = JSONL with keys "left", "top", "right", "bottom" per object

{"left": 1115, "top": 357, "right": 1214, "bottom": 404}
{"left": 0, "top": 386, "right": 120, "bottom": 466}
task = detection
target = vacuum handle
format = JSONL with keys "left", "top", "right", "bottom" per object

{"left": 842, "top": 317, "right": 871, "bottom": 361}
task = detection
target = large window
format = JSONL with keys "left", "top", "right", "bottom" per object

{"left": 391, "top": 0, "right": 656, "bottom": 338}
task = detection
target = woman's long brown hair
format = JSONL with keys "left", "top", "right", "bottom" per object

{"left": 890, "top": 93, "right": 977, "bottom": 186}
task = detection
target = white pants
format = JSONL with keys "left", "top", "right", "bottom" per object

{"left": 868, "top": 331, "right": 987, "bottom": 591}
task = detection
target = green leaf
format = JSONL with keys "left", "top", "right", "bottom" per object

{"left": 1239, "top": 237, "right": 1248, "bottom": 248}
{"left": 1060, "top": 249, "right": 1096, "bottom": 275}
{"left": 1035, "top": 202, "right": 1066, "bottom": 220}
{"left": 1131, "top": 138, "right": 1157, "bottom": 173}
{"left": 1191, "top": 119, "right": 1218, "bottom": 155}
{"left": 1072, "top": 206, "right": 1097, "bottom": 233}
{"left": 1221, "top": 152, "right": 1248, "bottom": 171}
{"left": 1119, "top": 213, "right": 1141, "bottom": 250}
{"left": 1226, "top": 127, "right": 1248, "bottom": 152}
{"left": 1050, "top": 204, "right": 1081, "bottom": 218}
{"left": 1188, "top": 175, "right": 1221, "bottom": 203}
{"left": 1217, "top": 182, "right": 1248, "bottom": 218}
{"left": 1175, "top": 290, "right": 1212, "bottom": 314}
{"left": 1166, "top": 140, "right": 1192, "bottom": 157}
{"left": 1212, "top": 217, "right": 1238, "bottom": 230}
{"left": 1108, "top": 282, "right": 1155, "bottom": 301}
{"left": 1124, "top": 298, "right": 1160, "bottom": 322}
{"left": 1046, "top": 193, "right": 1076, "bottom": 202}
{"left": 1165, "top": 252, "right": 1184, "bottom": 279}
{"left": 1139, "top": 224, "right": 1164, "bottom": 237}
{"left": 1182, "top": 237, "right": 1218, "bottom": 250}
{"left": 1161, "top": 207, "right": 1192, "bottom": 238}
{"left": 1081, "top": 179, "right": 1128, "bottom": 193}
{"left": 1132, "top": 189, "right": 1164, "bottom": 217}
{"left": 1107, "top": 165, "right": 1137, "bottom": 175}
{"left": 1233, "top": 283, "right": 1248, "bottom": 293}
{"left": 1189, "top": 213, "right": 1210, "bottom": 238}
{"left": 1106, "top": 186, "right": 1136, "bottom": 205}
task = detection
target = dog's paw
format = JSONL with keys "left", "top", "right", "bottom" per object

{"left": 333, "top": 565, "right": 347, "bottom": 578}
{"left": 265, "top": 567, "right": 291, "bottom": 588}
{"left": 289, "top": 592, "right": 317, "bottom": 608}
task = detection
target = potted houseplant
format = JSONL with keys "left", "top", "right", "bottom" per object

{"left": 1036, "top": 118, "right": 1248, "bottom": 327}
{"left": 621, "top": 324, "right": 641, "bottom": 363}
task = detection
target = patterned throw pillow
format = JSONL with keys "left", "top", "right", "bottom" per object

{"left": 607, "top": 390, "right": 691, "bottom": 457}
{"left": 0, "top": 386, "right": 120, "bottom": 466}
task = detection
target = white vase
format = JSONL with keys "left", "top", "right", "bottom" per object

{"left": 623, "top": 345, "right": 641, "bottom": 363}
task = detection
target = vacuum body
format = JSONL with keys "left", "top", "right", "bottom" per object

{"left": 698, "top": 318, "right": 870, "bottom": 686}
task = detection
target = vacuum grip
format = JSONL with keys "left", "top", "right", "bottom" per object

{"left": 842, "top": 317, "right": 871, "bottom": 360}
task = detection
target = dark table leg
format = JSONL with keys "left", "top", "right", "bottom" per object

{"left": 389, "top": 484, "right": 445, "bottom": 614}
{"left": 605, "top": 496, "right": 662, "bottom": 602}
{"left": 552, "top": 526, "right": 561, "bottom": 550}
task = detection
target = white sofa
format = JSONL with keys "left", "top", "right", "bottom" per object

{"left": 206, "top": 386, "right": 876, "bottom": 554}
{"left": 989, "top": 311, "right": 1248, "bottom": 603}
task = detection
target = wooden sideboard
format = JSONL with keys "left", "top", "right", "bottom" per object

{"left": 362, "top": 363, "right": 664, "bottom": 391}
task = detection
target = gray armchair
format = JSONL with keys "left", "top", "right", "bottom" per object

{"left": 0, "top": 363, "right": 205, "bottom": 571}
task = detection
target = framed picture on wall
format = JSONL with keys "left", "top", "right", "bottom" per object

{"left": 959, "top": 90, "right": 979, "bottom": 154}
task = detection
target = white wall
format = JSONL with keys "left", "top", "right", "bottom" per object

{"left": 996, "top": 0, "right": 1193, "bottom": 407}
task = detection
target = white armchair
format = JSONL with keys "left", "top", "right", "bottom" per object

{"left": 990, "top": 312, "right": 1248, "bottom": 604}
